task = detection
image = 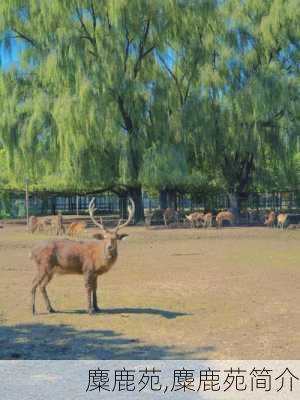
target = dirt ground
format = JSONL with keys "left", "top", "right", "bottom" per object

{"left": 0, "top": 223, "right": 299, "bottom": 360}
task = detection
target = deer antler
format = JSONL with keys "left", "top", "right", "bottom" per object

{"left": 88, "top": 197, "right": 135, "bottom": 233}
{"left": 114, "top": 197, "right": 135, "bottom": 233}
{"left": 88, "top": 198, "right": 110, "bottom": 233}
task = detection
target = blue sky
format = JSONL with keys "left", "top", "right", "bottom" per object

{"left": 0, "top": 39, "right": 22, "bottom": 69}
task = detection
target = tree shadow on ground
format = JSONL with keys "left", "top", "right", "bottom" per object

{"left": 47, "top": 307, "right": 190, "bottom": 319}
{"left": 0, "top": 323, "right": 215, "bottom": 360}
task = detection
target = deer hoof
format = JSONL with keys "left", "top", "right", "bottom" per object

{"left": 48, "top": 308, "right": 56, "bottom": 313}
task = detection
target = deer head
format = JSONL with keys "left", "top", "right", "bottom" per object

{"left": 88, "top": 197, "right": 135, "bottom": 260}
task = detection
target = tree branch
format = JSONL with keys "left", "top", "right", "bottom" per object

{"left": 133, "top": 19, "right": 155, "bottom": 78}
{"left": 258, "top": 109, "right": 285, "bottom": 128}
{"left": 12, "top": 28, "right": 37, "bottom": 48}
{"left": 158, "top": 53, "right": 184, "bottom": 105}
{"left": 106, "top": 9, "right": 112, "bottom": 30}
{"left": 118, "top": 95, "right": 134, "bottom": 133}
{"left": 123, "top": 11, "right": 133, "bottom": 73}
{"left": 76, "top": 6, "right": 96, "bottom": 48}
{"left": 89, "top": 0, "right": 97, "bottom": 32}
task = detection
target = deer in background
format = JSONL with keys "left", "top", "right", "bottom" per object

{"left": 277, "top": 213, "right": 288, "bottom": 229}
{"left": 68, "top": 221, "right": 87, "bottom": 237}
{"left": 50, "top": 212, "right": 65, "bottom": 235}
{"left": 30, "top": 198, "right": 135, "bottom": 315}
{"left": 29, "top": 213, "right": 65, "bottom": 235}
{"left": 29, "top": 216, "right": 51, "bottom": 233}
{"left": 163, "top": 208, "right": 179, "bottom": 227}
{"left": 186, "top": 212, "right": 204, "bottom": 228}
{"left": 264, "top": 211, "right": 276, "bottom": 228}
{"left": 216, "top": 210, "right": 235, "bottom": 228}
{"left": 202, "top": 212, "right": 213, "bottom": 228}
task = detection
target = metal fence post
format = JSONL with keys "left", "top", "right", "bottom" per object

{"left": 25, "top": 177, "right": 29, "bottom": 230}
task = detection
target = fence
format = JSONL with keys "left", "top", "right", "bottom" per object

{"left": 0, "top": 192, "right": 122, "bottom": 218}
{"left": 1, "top": 190, "right": 300, "bottom": 219}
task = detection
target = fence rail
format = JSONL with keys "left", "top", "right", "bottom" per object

{"left": 1, "top": 190, "right": 300, "bottom": 219}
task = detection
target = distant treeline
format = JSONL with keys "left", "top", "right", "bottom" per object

{"left": 0, "top": 1, "right": 300, "bottom": 220}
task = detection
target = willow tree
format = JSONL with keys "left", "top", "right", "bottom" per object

{"left": 140, "top": 143, "right": 189, "bottom": 208}
{"left": 0, "top": 0, "right": 177, "bottom": 220}
{"left": 1, "top": 0, "right": 299, "bottom": 219}
{"left": 140, "top": 0, "right": 221, "bottom": 207}
{"left": 198, "top": 0, "right": 300, "bottom": 211}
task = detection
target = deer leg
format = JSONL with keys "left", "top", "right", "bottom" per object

{"left": 86, "top": 287, "right": 93, "bottom": 315}
{"left": 31, "top": 271, "right": 47, "bottom": 315}
{"left": 84, "top": 272, "right": 96, "bottom": 315}
{"left": 92, "top": 290, "right": 100, "bottom": 312}
{"left": 40, "top": 274, "right": 55, "bottom": 313}
{"left": 92, "top": 279, "right": 100, "bottom": 312}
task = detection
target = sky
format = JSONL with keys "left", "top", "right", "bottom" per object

{"left": 0, "top": 39, "right": 22, "bottom": 70}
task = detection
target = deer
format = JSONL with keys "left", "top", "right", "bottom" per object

{"left": 202, "top": 212, "right": 213, "bottom": 228}
{"left": 29, "top": 216, "right": 51, "bottom": 233}
{"left": 163, "top": 208, "right": 179, "bottom": 227}
{"left": 92, "top": 232, "right": 129, "bottom": 241}
{"left": 186, "top": 212, "right": 204, "bottom": 228}
{"left": 28, "top": 216, "right": 39, "bottom": 233}
{"left": 68, "top": 221, "right": 87, "bottom": 237}
{"left": 30, "top": 197, "right": 135, "bottom": 315}
{"left": 49, "top": 212, "right": 65, "bottom": 235}
{"left": 277, "top": 213, "right": 288, "bottom": 230}
{"left": 215, "top": 210, "right": 235, "bottom": 228}
{"left": 264, "top": 211, "right": 276, "bottom": 228}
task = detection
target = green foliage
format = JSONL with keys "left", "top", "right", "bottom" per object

{"left": 0, "top": 0, "right": 299, "bottom": 201}
{"left": 140, "top": 143, "right": 189, "bottom": 191}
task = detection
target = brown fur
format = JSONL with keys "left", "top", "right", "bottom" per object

{"left": 264, "top": 211, "right": 276, "bottom": 228}
{"left": 216, "top": 211, "right": 234, "bottom": 228}
{"left": 186, "top": 212, "right": 204, "bottom": 228}
{"left": 29, "top": 216, "right": 51, "bottom": 233}
{"left": 68, "top": 221, "right": 87, "bottom": 236}
{"left": 277, "top": 213, "right": 288, "bottom": 229}
{"left": 30, "top": 197, "right": 134, "bottom": 315}
{"left": 163, "top": 208, "right": 179, "bottom": 227}
{"left": 30, "top": 236, "right": 123, "bottom": 315}
{"left": 92, "top": 232, "right": 128, "bottom": 241}
{"left": 49, "top": 213, "right": 65, "bottom": 235}
{"left": 202, "top": 212, "right": 213, "bottom": 228}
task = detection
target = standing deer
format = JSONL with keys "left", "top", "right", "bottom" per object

{"left": 186, "top": 212, "right": 204, "bottom": 228}
{"left": 202, "top": 212, "right": 213, "bottom": 228}
{"left": 163, "top": 208, "right": 179, "bottom": 227}
{"left": 50, "top": 212, "right": 65, "bottom": 235}
{"left": 277, "top": 213, "right": 288, "bottom": 230}
{"left": 215, "top": 210, "right": 235, "bottom": 228}
{"left": 29, "top": 216, "right": 39, "bottom": 233}
{"left": 29, "top": 216, "right": 51, "bottom": 233}
{"left": 68, "top": 221, "right": 87, "bottom": 237}
{"left": 264, "top": 211, "right": 276, "bottom": 228}
{"left": 30, "top": 198, "right": 134, "bottom": 315}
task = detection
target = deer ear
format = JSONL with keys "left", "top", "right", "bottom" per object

{"left": 117, "top": 233, "right": 129, "bottom": 240}
{"left": 92, "top": 233, "right": 105, "bottom": 240}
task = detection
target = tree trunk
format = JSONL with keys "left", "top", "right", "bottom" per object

{"left": 50, "top": 197, "right": 56, "bottom": 215}
{"left": 159, "top": 189, "right": 167, "bottom": 209}
{"left": 128, "top": 186, "right": 144, "bottom": 223}
{"left": 41, "top": 194, "right": 48, "bottom": 215}
{"left": 119, "top": 193, "right": 127, "bottom": 220}
{"left": 228, "top": 192, "right": 240, "bottom": 224}
{"left": 223, "top": 152, "right": 255, "bottom": 222}
{"left": 167, "top": 190, "right": 177, "bottom": 210}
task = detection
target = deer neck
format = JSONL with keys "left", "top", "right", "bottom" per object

{"left": 103, "top": 240, "right": 118, "bottom": 265}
